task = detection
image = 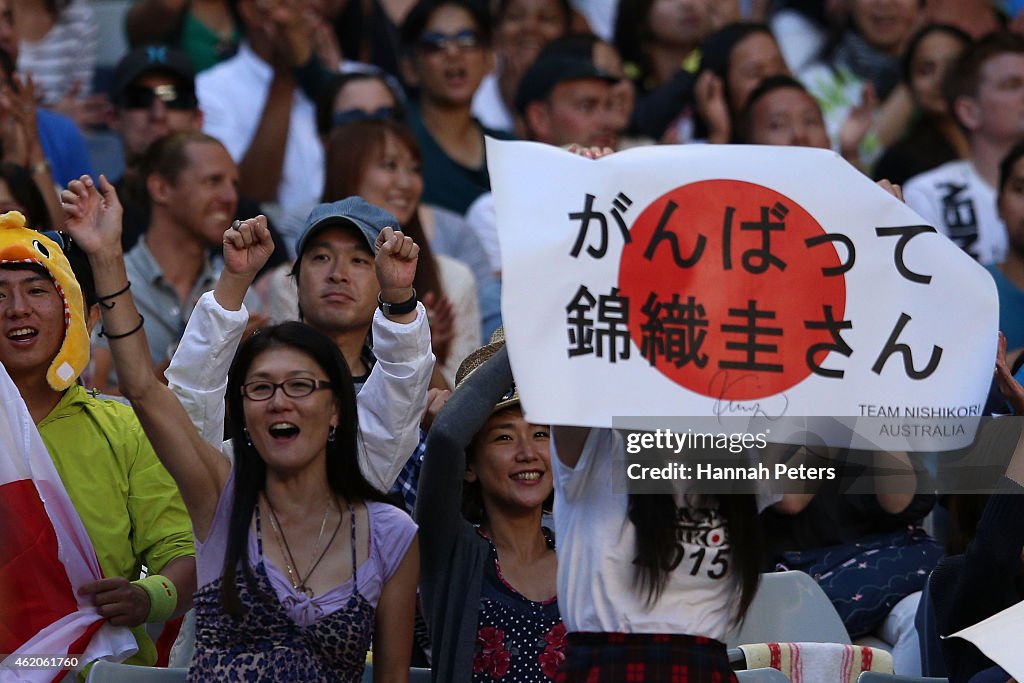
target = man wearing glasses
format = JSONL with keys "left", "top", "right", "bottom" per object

{"left": 107, "top": 43, "right": 288, "bottom": 274}
{"left": 109, "top": 45, "right": 202, "bottom": 175}
{"left": 107, "top": 44, "right": 289, "bottom": 272}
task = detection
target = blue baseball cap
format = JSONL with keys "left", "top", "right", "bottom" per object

{"left": 293, "top": 196, "right": 401, "bottom": 259}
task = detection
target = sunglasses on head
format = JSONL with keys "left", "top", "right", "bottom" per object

{"left": 417, "top": 29, "right": 483, "bottom": 55}
{"left": 120, "top": 83, "right": 196, "bottom": 111}
{"left": 332, "top": 106, "right": 397, "bottom": 129}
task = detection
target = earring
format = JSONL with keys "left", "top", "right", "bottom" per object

{"left": 244, "top": 428, "right": 253, "bottom": 446}
{"left": 327, "top": 426, "right": 337, "bottom": 443}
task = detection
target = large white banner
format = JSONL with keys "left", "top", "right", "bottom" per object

{"left": 488, "top": 141, "right": 998, "bottom": 434}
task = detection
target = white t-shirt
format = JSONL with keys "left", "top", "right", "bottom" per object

{"left": 903, "top": 159, "right": 1008, "bottom": 265}
{"left": 551, "top": 428, "right": 739, "bottom": 640}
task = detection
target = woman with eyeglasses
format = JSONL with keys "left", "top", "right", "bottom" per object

{"left": 60, "top": 177, "right": 420, "bottom": 683}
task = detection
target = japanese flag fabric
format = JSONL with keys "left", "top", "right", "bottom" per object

{"left": 0, "top": 363, "right": 136, "bottom": 682}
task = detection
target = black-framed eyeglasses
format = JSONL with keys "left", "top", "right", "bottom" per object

{"left": 240, "top": 378, "right": 333, "bottom": 401}
{"left": 417, "top": 29, "right": 483, "bottom": 55}
{"left": 120, "top": 83, "right": 197, "bottom": 111}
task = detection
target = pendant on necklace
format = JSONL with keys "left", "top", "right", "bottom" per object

{"left": 299, "top": 585, "right": 314, "bottom": 599}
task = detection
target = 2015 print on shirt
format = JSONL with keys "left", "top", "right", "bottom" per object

{"left": 662, "top": 506, "right": 730, "bottom": 579}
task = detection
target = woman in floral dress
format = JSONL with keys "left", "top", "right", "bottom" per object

{"left": 417, "top": 333, "right": 563, "bottom": 682}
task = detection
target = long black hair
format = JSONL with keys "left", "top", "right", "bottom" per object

{"left": 628, "top": 493, "right": 763, "bottom": 623}
{"left": 219, "top": 322, "right": 390, "bottom": 616}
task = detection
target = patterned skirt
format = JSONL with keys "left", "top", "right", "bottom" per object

{"left": 555, "top": 632, "right": 738, "bottom": 683}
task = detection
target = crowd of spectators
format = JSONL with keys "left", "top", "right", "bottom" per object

{"left": 4, "top": 0, "right": 1024, "bottom": 681}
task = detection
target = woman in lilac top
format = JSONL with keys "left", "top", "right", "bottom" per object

{"left": 61, "top": 182, "right": 420, "bottom": 683}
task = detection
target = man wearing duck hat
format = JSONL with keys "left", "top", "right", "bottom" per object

{"left": 0, "top": 212, "right": 195, "bottom": 668}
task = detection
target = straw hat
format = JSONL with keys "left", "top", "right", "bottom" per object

{"left": 454, "top": 327, "right": 519, "bottom": 411}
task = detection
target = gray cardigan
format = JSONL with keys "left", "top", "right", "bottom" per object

{"left": 415, "top": 346, "right": 514, "bottom": 682}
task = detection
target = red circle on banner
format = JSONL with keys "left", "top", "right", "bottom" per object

{"left": 617, "top": 180, "right": 847, "bottom": 401}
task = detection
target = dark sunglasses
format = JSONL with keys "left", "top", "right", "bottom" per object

{"left": 416, "top": 29, "right": 483, "bottom": 55}
{"left": 332, "top": 106, "right": 397, "bottom": 129}
{"left": 120, "top": 83, "right": 197, "bottom": 111}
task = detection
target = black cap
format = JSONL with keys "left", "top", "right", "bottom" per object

{"left": 515, "top": 53, "right": 617, "bottom": 115}
{"left": 110, "top": 45, "right": 197, "bottom": 105}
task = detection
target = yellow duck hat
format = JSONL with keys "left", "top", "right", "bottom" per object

{"left": 0, "top": 211, "right": 89, "bottom": 390}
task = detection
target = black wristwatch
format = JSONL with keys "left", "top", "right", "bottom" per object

{"left": 377, "top": 289, "right": 418, "bottom": 316}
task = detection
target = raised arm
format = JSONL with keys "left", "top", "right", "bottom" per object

{"left": 870, "top": 449, "right": 919, "bottom": 515}
{"left": 354, "top": 226, "right": 434, "bottom": 489}
{"left": 231, "top": 7, "right": 314, "bottom": 202}
{"left": 165, "top": 217, "right": 275, "bottom": 447}
{"left": 0, "top": 75, "right": 63, "bottom": 228}
{"left": 417, "top": 345, "right": 513, "bottom": 574}
{"left": 60, "top": 176, "right": 229, "bottom": 539}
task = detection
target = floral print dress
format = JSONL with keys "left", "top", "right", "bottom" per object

{"left": 188, "top": 505, "right": 375, "bottom": 682}
{"left": 472, "top": 528, "right": 565, "bottom": 681}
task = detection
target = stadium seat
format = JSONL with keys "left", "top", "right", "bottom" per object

{"left": 725, "top": 571, "right": 851, "bottom": 647}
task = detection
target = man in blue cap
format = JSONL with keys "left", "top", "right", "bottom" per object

{"left": 162, "top": 197, "right": 433, "bottom": 665}
{"left": 167, "top": 196, "right": 433, "bottom": 496}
